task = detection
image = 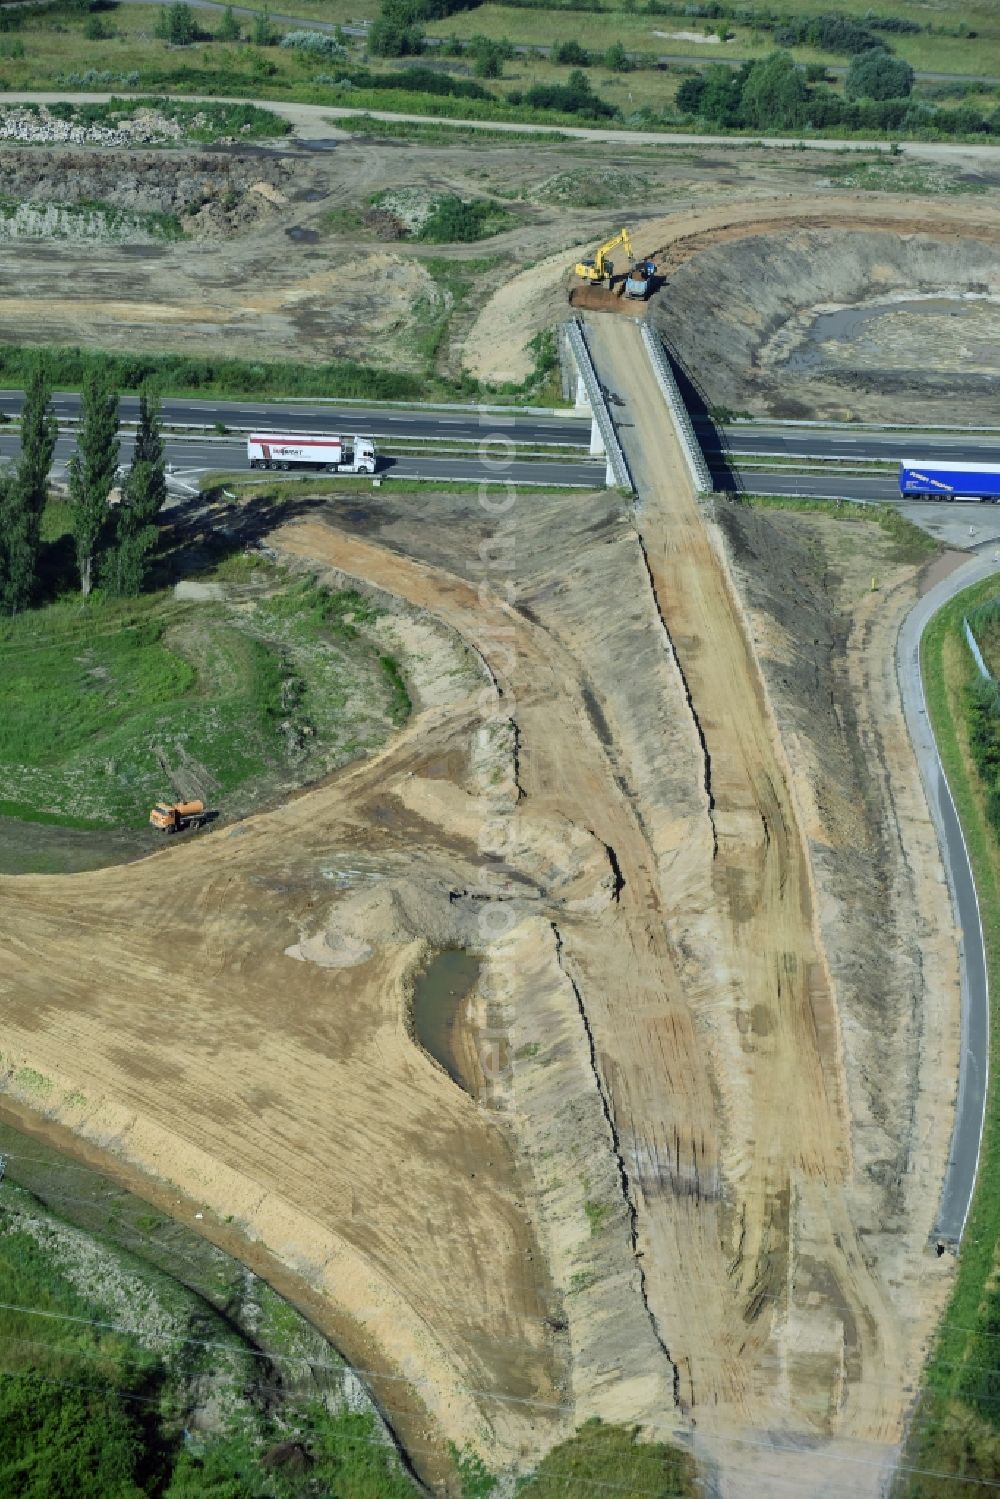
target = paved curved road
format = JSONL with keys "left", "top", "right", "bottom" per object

{"left": 898, "top": 552, "right": 996, "bottom": 1244}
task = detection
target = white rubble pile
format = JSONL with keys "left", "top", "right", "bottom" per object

{"left": 0, "top": 104, "right": 189, "bottom": 147}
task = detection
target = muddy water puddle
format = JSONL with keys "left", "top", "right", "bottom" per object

{"left": 412, "top": 949, "right": 484, "bottom": 1095}
{"left": 787, "top": 296, "right": 991, "bottom": 371}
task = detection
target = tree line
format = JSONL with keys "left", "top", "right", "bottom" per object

{"left": 0, "top": 367, "right": 167, "bottom": 612}
{"left": 676, "top": 48, "right": 1000, "bottom": 135}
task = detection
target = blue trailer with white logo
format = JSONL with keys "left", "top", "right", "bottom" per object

{"left": 899, "top": 460, "right": 1000, "bottom": 501}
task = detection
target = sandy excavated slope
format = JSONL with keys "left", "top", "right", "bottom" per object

{"left": 0, "top": 456, "right": 959, "bottom": 1493}
{"left": 584, "top": 315, "right": 959, "bottom": 1492}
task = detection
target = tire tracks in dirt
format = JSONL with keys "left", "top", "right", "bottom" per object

{"left": 584, "top": 315, "right": 914, "bottom": 1485}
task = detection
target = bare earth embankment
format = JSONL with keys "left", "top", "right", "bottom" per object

{"left": 584, "top": 314, "right": 961, "bottom": 1493}
{"left": 0, "top": 450, "right": 962, "bottom": 1491}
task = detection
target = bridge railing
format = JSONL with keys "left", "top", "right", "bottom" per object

{"left": 640, "top": 325, "right": 713, "bottom": 495}
{"left": 564, "top": 318, "right": 633, "bottom": 492}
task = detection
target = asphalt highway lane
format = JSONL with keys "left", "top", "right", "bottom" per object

{"left": 898, "top": 552, "right": 998, "bottom": 1244}
{"left": 0, "top": 430, "right": 602, "bottom": 489}
{"left": 0, "top": 390, "right": 590, "bottom": 450}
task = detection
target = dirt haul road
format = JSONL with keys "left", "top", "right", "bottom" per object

{"left": 584, "top": 314, "right": 952, "bottom": 1492}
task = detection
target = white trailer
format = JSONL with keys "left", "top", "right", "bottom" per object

{"left": 247, "top": 433, "right": 376, "bottom": 474}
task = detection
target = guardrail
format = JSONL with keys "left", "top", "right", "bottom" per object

{"left": 641, "top": 325, "right": 713, "bottom": 495}
{"left": 565, "top": 319, "right": 633, "bottom": 492}
{"left": 964, "top": 616, "right": 992, "bottom": 682}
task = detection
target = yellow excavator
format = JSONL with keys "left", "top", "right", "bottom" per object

{"left": 574, "top": 227, "right": 634, "bottom": 287}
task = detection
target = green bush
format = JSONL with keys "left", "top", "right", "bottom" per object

{"left": 603, "top": 41, "right": 633, "bottom": 71}
{"left": 846, "top": 47, "right": 914, "bottom": 100}
{"left": 416, "top": 194, "right": 511, "bottom": 240}
{"left": 965, "top": 677, "right": 1000, "bottom": 839}
{"left": 513, "top": 68, "right": 617, "bottom": 118}
{"left": 216, "top": 3, "right": 239, "bottom": 41}
{"left": 281, "top": 29, "right": 345, "bottom": 56}
{"left": 251, "top": 5, "right": 272, "bottom": 45}
{"left": 519, "top": 1420, "right": 699, "bottom": 1498}
{"left": 552, "top": 38, "right": 590, "bottom": 64}
{"left": 0, "top": 1373, "right": 149, "bottom": 1499}
{"left": 471, "top": 35, "right": 509, "bottom": 76}
{"left": 0, "top": 343, "right": 426, "bottom": 401}
{"left": 155, "top": 1, "right": 197, "bottom": 46}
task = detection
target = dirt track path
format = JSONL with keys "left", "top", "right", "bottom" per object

{"left": 584, "top": 316, "right": 912, "bottom": 1477}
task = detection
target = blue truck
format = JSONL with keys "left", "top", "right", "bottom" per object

{"left": 899, "top": 460, "right": 1000, "bottom": 501}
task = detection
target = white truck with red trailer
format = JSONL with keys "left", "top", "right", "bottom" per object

{"left": 247, "top": 433, "right": 376, "bottom": 474}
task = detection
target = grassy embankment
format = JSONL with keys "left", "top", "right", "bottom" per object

{"left": 741, "top": 493, "right": 939, "bottom": 564}
{"left": 0, "top": 515, "right": 409, "bottom": 829}
{"left": 894, "top": 570, "right": 1000, "bottom": 1494}
{"left": 0, "top": 325, "right": 562, "bottom": 405}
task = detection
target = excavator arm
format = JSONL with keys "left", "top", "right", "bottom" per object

{"left": 574, "top": 228, "right": 634, "bottom": 285}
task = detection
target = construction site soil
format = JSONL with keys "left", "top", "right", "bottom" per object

{"left": 467, "top": 196, "right": 1000, "bottom": 426}
{"left": 2, "top": 127, "right": 996, "bottom": 399}
{"left": 0, "top": 457, "right": 962, "bottom": 1492}
{"left": 0, "top": 116, "right": 992, "bottom": 1494}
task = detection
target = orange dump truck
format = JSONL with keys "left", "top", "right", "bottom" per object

{"left": 150, "top": 799, "right": 206, "bottom": 834}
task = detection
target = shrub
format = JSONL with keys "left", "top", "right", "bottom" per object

{"left": 280, "top": 29, "right": 345, "bottom": 56}
{"left": 471, "top": 36, "right": 508, "bottom": 76}
{"left": 216, "top": 4, "right": 240, "bottom": 41}
{"left": 522, "top": 68, "right": 617, "bottom": 117}
{"left": 155, "top": 1, "right": 196, "bottom": 46}
{"left": 775, "top": 12, "right": 882, "bottom": 55}
{"left": 553, "top": 38, "right": 590, "bottom": 64}
{"left": 868, "top": 13, "right": 921, "bottom": 34}
{"left": 676, "top": 73, "right": 705, "bottom": 113}
{"left": 741, "top": 50, "right": 809, "bottom": 129}
{"left": 416, "top": 194, "right": 509, "bottom": 240}
{"left": 846, "top": 47, "right": 914, "bottom": 100}
{"left": 603, "top": 41, "right": 633, "bottom": 71}
{"left": 251, "top": 5, "right": 273, "bottom": 45}
{"left": 368, "top": 6, "right": 424, "bottom": 55}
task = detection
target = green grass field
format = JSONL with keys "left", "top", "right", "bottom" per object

{"left": 2, "top": 0, "right": 998, "bottom": 138}
{"left": 894, "top": 574, "right": 1000, "bottom": 1494}
{"left": 0, "top": 525, "right": 407, "bottom": 828}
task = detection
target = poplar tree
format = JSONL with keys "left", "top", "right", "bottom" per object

{"left": 68, "top": 371, "right": 119, "bottom": 600}
{"left": 0, "top": 365, "right": 57, "bottom": 613}
{"left": 105, "top": 391, "right": 166, "bottom": 598}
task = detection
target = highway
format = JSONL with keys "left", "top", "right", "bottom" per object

{"left": 0, "top": 390, "right": 590, "bottom": 450}
{"left": 734, "top": 472, "right": 899, "bottom": 503}
{"left": 10, "top": 387, "right": 999, "bottom": 473}
{"left": 7, "top": 387, "right": 1000, "bottom": 505}
{"left": 0, "top": 429, "right": 602, "bottom": 490}
{"left": 708, "top": 426, "right": 1000, "bottom": 467}
{"left": 898, "top": 552, "right": 995, "bottom": 1244}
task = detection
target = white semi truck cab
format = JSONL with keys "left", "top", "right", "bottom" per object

{"left": 247, "top": 434, "right": 377, "bottom": 474}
